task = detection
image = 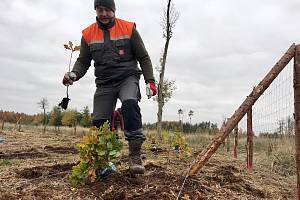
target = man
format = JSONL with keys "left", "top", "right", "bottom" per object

{"left": 62, "top": 0, "right": 157, "bottom": 174}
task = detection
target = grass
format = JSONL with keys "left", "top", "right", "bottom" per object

{"left": 0, "top": 159, "right": 11, "bottom": 166}
{"left": 2, "top": 123, "right": 296, "bottom": 178}
{"left": 1, "top": 122, "right": 89, "bottom": 135}
{"left": 145, "top": 130, "right": 295, "bottom": 177}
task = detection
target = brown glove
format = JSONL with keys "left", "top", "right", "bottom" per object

{"left": 62, "top": 72, "right": 77, "bottom": 86}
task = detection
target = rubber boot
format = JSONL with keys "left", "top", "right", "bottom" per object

{"left": 128, "top": 139, "right": 145, "bottom": 174}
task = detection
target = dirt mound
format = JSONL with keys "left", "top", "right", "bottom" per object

{"left": 0, "top": 148, "right": 48, "bottom": 159}
{"left": 207, "top": 165, "right": 266, "bottom": 198}
{"left": 15, "top": 163, "right": 74, "bottom": 179}
{"left": 43, "top": 145, "right": 78, "bottom": 154}
{"left": 211, "top": 165, "right": 241, "bottom": 184}
{"left": 77, "top": 167, "right": 182, "bottom": 200}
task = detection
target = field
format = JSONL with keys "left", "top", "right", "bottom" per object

{"left": 0, "top": 125, "right": 296, "bottom": 200}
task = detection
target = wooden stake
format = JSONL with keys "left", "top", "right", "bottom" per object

{"left": 294, "top": 44, "right": 300, "bottom": 200}
{"left": 247, "top": 108, "right": 253, "bottom": 169}
{"left": 226, "top": 118, "right": 230, "bottom": 153}
{"left": 189, "top": 44, "right": 296, "bottom": 175}
{"left": 233, "top": 125, "right": 238, "bottom": 159}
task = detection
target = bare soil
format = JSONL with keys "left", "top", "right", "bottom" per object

{"left": 0, "top": 130, "right": 296, "bottom": 200}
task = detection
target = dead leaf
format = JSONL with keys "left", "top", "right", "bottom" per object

{"left": 88, "top": 169, "right": 97, "bottom": 182}
{"left": 64, "top": 44, "right": 71, "bottom": 50}
{"left": 74, "top": 45, "right": 81, "bottom": 51}
{"left": 182, "top": 193, "right": 191, "bottom": 200}
{"left": 196, "top": 190, "right": 203, "bottom": 200}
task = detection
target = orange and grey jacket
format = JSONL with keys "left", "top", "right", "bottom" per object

{"left": 72, "top": 18, "right": 155, "bottom": 86}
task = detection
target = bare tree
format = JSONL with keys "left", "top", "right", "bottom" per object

{"left": 178, "top": 109, "right": 183, "bottom": 122}
{"left": 156, "top": 0, "right": 179, "bottom": 139}
{"left": 188, "top": 110, "right": 194, "bottom": 124}
{"left": 15, "top": 113, "right": 22, "bottom": 132}
{"left": 38, "top": 98, "right": 48, "bottom": 133}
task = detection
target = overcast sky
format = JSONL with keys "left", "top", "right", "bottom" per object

{"left": 1, "top": 0, "right": 300, "bottom": 126}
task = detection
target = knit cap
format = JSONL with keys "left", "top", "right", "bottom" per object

{"left": 94, "top": 0, "right": 116, "bottom": 12}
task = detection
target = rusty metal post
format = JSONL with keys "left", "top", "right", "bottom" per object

{"left": 189, "top": 44, "right": 296, "bottom": 175}
{"left": 294, "top": 44, "right": 300, "bottom": 200}
{"left": 233, "top": 125, "right": 238, "bottom": 159}
{"left": 247, "top": 108, "right": 253, "bottom": 169}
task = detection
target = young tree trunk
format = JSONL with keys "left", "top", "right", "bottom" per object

{"left": 18, "top": 116, "right": 22, "bottom": 132}
{"left": 294, "top": 44, "right": 300, "bottom": 200}
{"left": 43, "top": 109, "right": 46, "bottom": 133}
{"left": 189, "top": 44, "right": 296, "bottom": 175}
{"left": 157, "top": 104, "right": 163, "bottom": 140}
{"left": 157, "top": 0, "right": 175, "bottom": 140}
{"left": 15, "top": 116, "right": 22, "bottom": 132}
{"left": 43, "top": 114, "right": 47, "bottom": 134}
{"left": 1, "top": 120, "right": 4, "bottom": 131}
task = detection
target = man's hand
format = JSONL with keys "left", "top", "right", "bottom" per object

{"left": 146, "top": 82, "right": 157, "bottom": 99}
{"left": 62, "top": 72, "right": 77, "bottom": 86}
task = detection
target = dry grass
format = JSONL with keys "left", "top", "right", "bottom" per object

{"left": 145, "top": 130, "right": 296, "bottom": 180}
{"left": 0, "top": 126, "right": 297, "bottom": 199}
{"left": 0, "top": 130, "right": 295, "bottom": 199}
{"left": 1, "top": 122, "right": 89, "bottom": 135}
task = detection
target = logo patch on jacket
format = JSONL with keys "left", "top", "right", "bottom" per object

{"left": 119, "top": 49, "right": 125, "bottom": 55}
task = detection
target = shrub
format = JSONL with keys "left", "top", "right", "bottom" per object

{"left": 70, "top": 122, "right": 123, "bottom": 186}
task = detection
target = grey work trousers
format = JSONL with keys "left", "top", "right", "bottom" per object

{"left": 93, "top": 75, "right": 145, "bottom": 141}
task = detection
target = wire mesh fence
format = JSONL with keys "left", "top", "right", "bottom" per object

{"left": 238, "top": 59, "right": 294, "bottom": 136}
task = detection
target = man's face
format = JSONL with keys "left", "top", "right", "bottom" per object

{"left": 96, "top": 6, "right": 115, "bottom": 24}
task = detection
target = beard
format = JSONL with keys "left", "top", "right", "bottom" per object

{"left": 99, "top": 15, "right": 115, "bottom": 24}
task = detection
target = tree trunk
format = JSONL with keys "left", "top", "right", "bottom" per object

{"left": 43, "top": 114, "right": 47, "bottom": 134}
{"left": 294, "top": 44, "right": 300, "bottom": 200}
{"left": 189, "top": 44, "right": 296, "bottom": 175}
{"left": 156, "top": 0, "right": 172, "bottom": 140}
{"left": 18, "top": 116, "right": 22, "bottom": 132}
{"left": 43, "top": 109, "right": 46, "bottom": 133}
{"left": 1, "top": 120, "right": 4, "bottom": 131}
{"left": 157, "top": 101, "right": 163, "bottom": 140}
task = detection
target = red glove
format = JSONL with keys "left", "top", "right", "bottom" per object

{"left": 146, "top": 82, "right": 157, "bottom": 98}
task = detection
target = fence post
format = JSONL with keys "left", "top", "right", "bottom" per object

{"left": 294, "top": 44, "right": 300, "bottom": 200}
{"left": 247, "top": 107, "right": 253, "bottom": 169}
{"left": 234, "top": 125, "right": 238, "bottom": 159}
{"left": 189, "top": 44, "right": 296, "bottom": 175}
{"left": 226, "top": 118, "right": 231, "bottom": 153}
{"left": 0, "top": 112, "right": 4, "bottom": 132}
